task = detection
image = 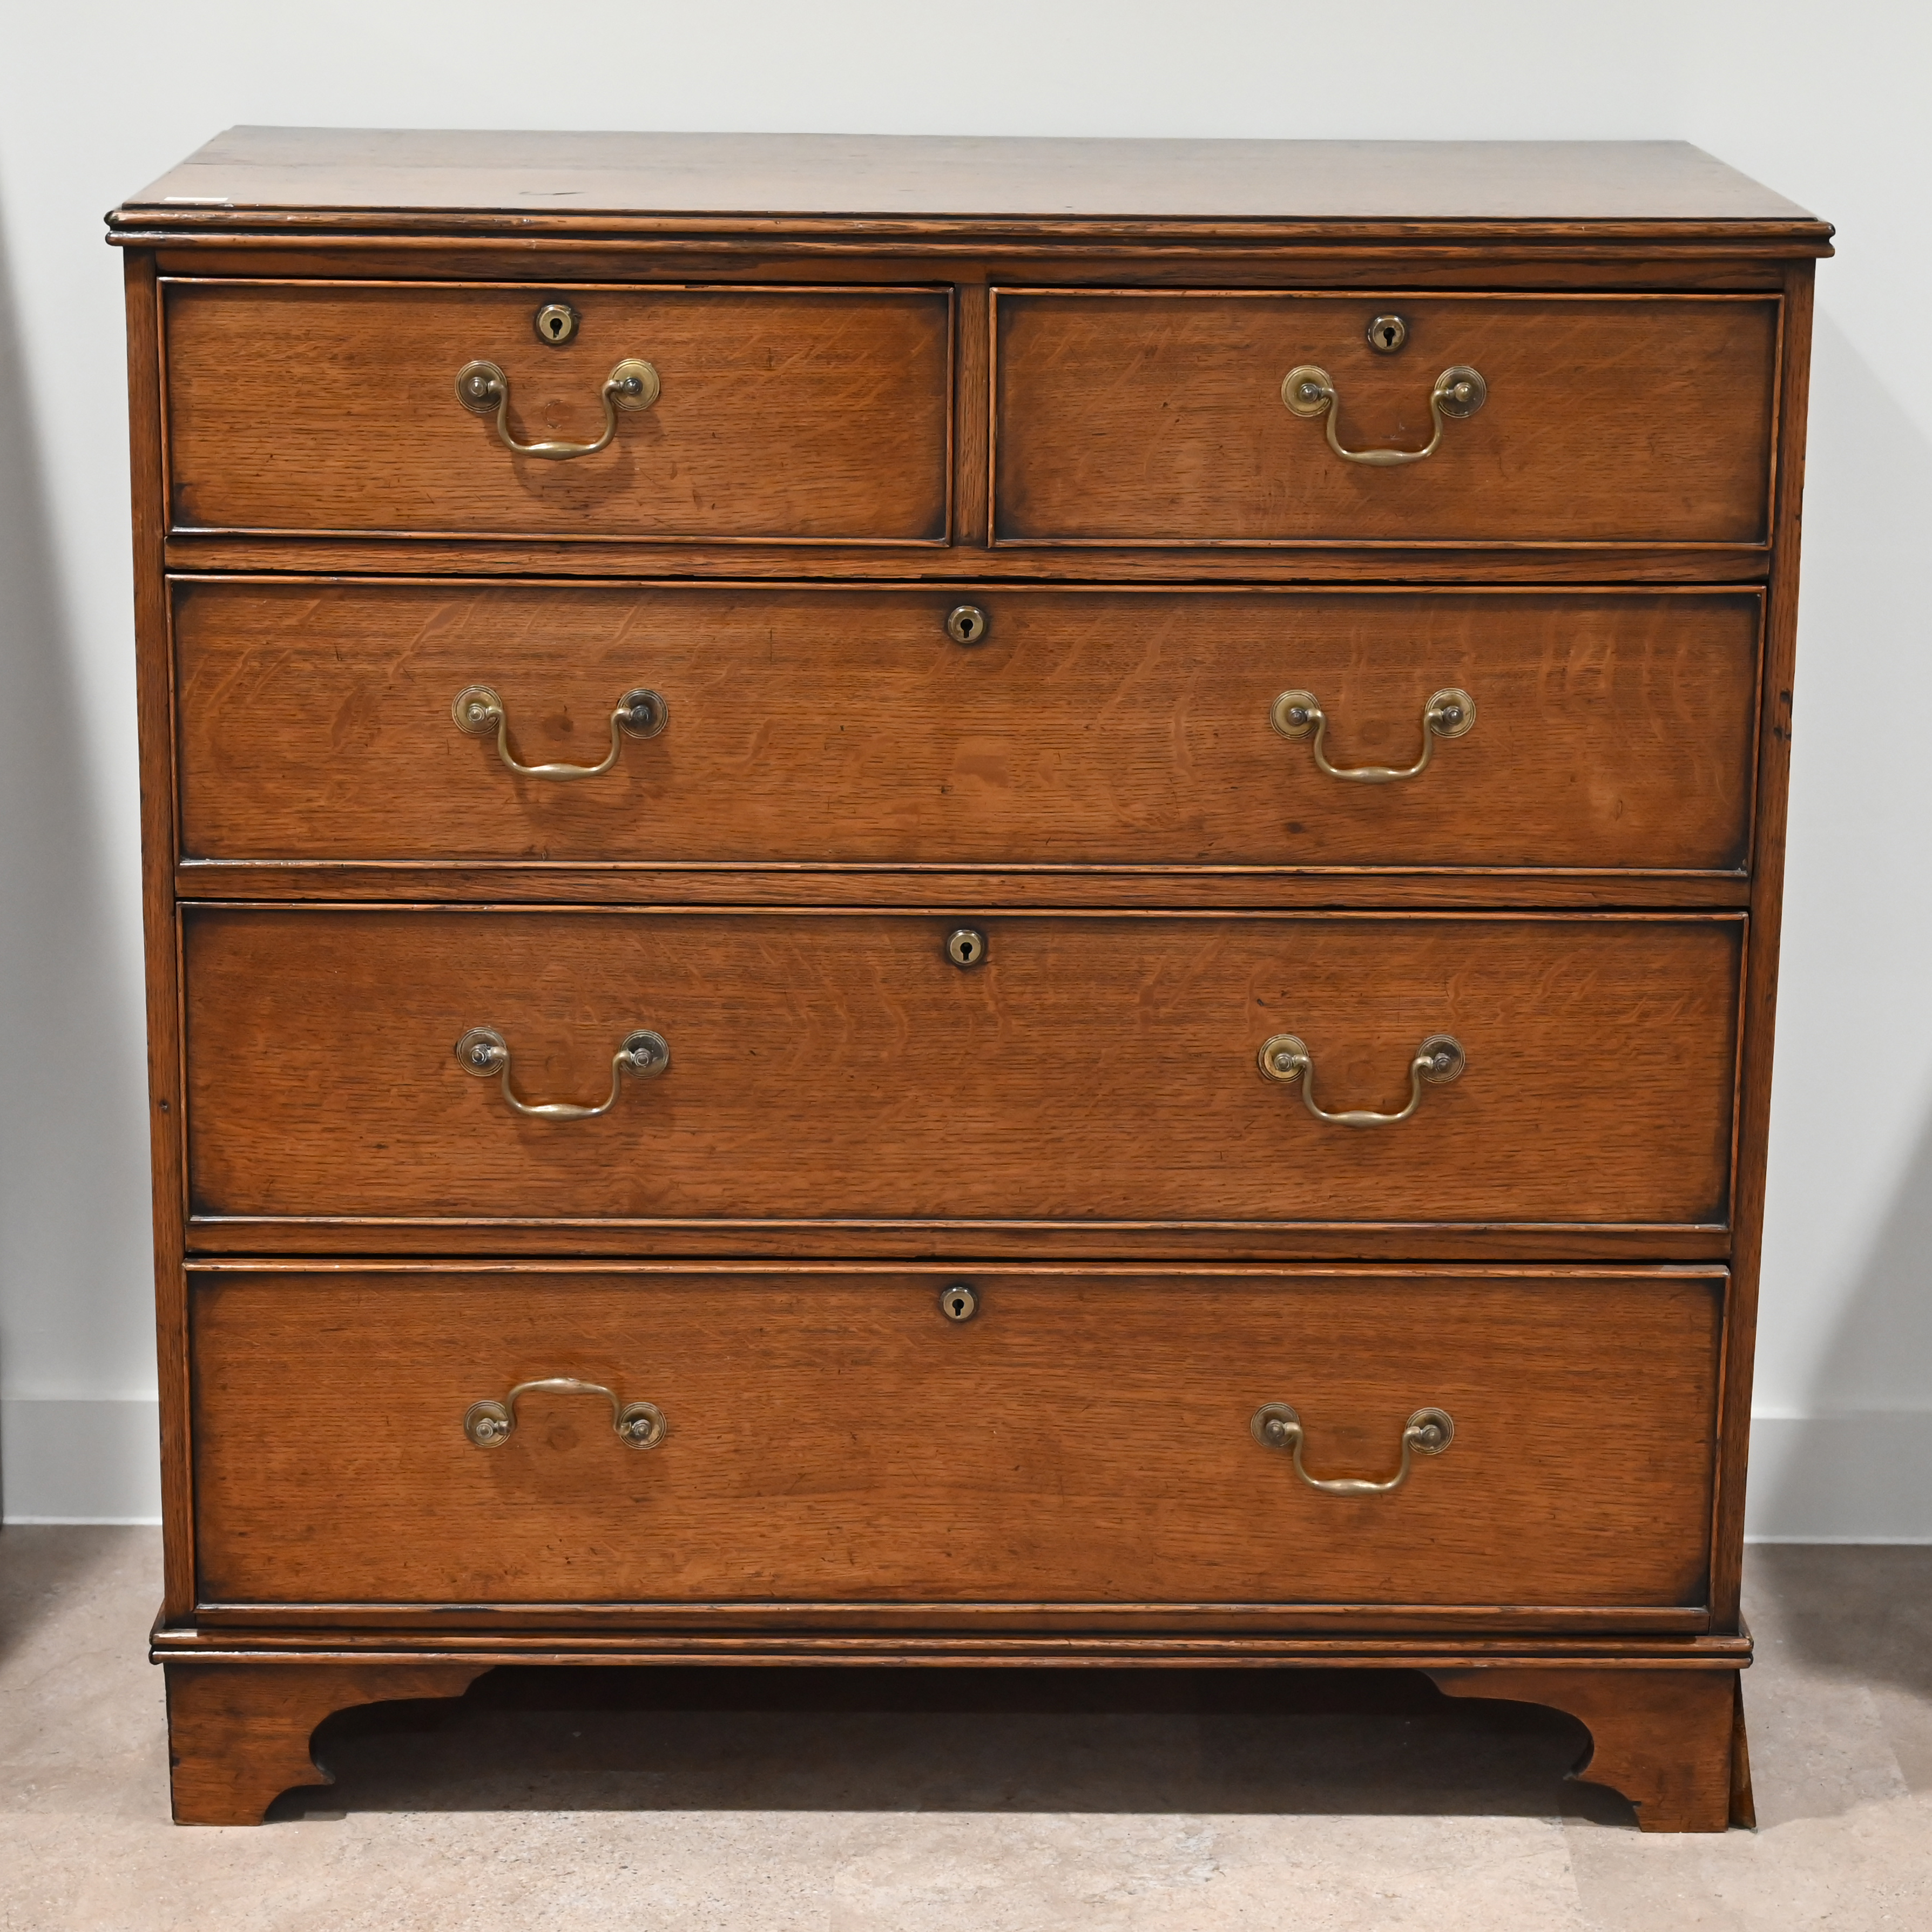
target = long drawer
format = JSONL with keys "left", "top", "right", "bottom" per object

{"left": 993, "top": 291, "right": 1780, "bottom": 546}
{"left": 173, "top": 580, "right": 1762, "bottom": 875}
{"left": 161, "top": 280, "right": 953, "bottom": 542}
{"left": 190, "top": 1266, "right": 1723, "bottom": 1619}
{"left": 180, "top": 908, "right": 1741, "bottom": 1237}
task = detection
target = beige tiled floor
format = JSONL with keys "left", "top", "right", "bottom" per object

{"left": 2, "top": 1530, "right": 1928, "bottom": 1930}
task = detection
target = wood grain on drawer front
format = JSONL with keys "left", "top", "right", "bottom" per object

{"left": 174, "top": 580, "right": 1761, "bottom": 875}
{"left": 992, "top": 292, "right": 1779, "bottom": 546}
{"left": 160, "top": 281, "right": 952, "bottom": 541}
{"left": 180, "top": 909, "right": 1741, "bottom": 1231}
{"left": 190, "top": 1267, "right": 1721, "bottom": 1615}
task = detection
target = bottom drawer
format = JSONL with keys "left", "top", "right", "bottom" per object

{"left": 189, "top": 1265, "right": 1722, "bottom": 1623}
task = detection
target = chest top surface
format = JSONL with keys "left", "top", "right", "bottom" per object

{"left": 108, "top": 128, "right": 1828, "bottom": 247}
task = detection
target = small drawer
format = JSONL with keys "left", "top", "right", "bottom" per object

{"left": 189, "top": 1265, "right": 1721, "bottom": 1618}
{"left": 161, "top": 280, "right": 953, "bottom": 542}
{"left": 173, "top": 580, "right": 1762, "bottom": 876}
{"left": 180, "top": 908, "right": 1741, "bottom": 1239}
{"left": 992, "top": 291, "right": 1780, "bottom": 546}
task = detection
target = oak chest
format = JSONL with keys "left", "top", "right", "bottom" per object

{"left": 109, "top": 130, "right": 1829, "bottom": 1830}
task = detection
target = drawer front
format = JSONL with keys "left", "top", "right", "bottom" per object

{"left": 993, "top": 292, "right": 1779, "bottom": 546}
{"left": 162, "top": 281, "right": 952, "bottom": 542}
{"left": 175, "top": 580, "right": 1761, "bottom": 875}
{"left": 190, "top": 1267, "right": 1721, "bottom": 1616}
{"left": 181, "top": 909, "right": 1740, "bottom": 1232}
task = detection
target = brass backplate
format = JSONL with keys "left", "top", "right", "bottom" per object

{"left": 1257, "top": 1033, "right": 1310, "bottom": 1083}
{"left": 1269, "top": 690, "right": 1319, "bottom": 740}
{"left": 1251, "top": 1402, "right": 1302, "bottom": 1449}
{"left": 455, "top": 1025, "right": 509, "bottom": 1075}
{"left": 618, "top": 1029, "right": 672, "bottom": 1078}
{"left": 454, "top": 360, "right": 506, "bottom": 414}
{"left": 1407, "top": 1406, "right": 1456, "bottom": 1453}
{"left": 610, "top": 358, "right": 661, "bottom": 409}
{"left": 617, "top": 688, "right": 670, "bottom": 739}
{"left": 1436, "top": 366, "right": 1488, "bottom": 419}
{"left": 616, "top": 1400, "right": 668, "bottom": 1448}
{"left": 451, "top": 684, "right": 503, "bottom": 734}
{"left": 1426, "top": 688, "right": 1478, "bottom": 739}
{"left": 1280, "top": 366, "right": 1334, "bottom": 418}
{"left": 464, "top": 1399, "right": 513, "bottom": 1447}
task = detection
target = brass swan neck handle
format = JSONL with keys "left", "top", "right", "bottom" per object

{"left": 455, "top": 1026, "right": 670, "bottom": 1120}
{"left": 1258, "top": 1031, "right": 1465, "bottom": 1127}
{"left": 464, "top": 1377, "right": 666, "bottom": 1449}
{"left": 1281, "top": 362, "right": 1487, "bottom": 465}
{"left": 1251, "top": 1402, "right": 1455, "bottom": 1495}
{"left": 452, "top": 684, "right": 667, "bottom": 780}
{"left": 455, "top": 356, "right": 660, "bottom": 460}
{"left": 1271, "top": 687, "right": 1474, "bottom": 783}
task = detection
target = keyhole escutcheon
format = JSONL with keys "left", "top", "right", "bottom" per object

{"left": 946, "top": 926, "right": 988, "bottom": 968}
{"left": 945, "top": 605, "right": 989, "bottom": 646}
{"left": 940, "top": 1283, "right": 979, "bottom": 1322}
{"left": 1366, "top": 313, "right": 1408, "bottom": 354}
{"left": 533, "top": 301, "right": 580, "bottom": 346}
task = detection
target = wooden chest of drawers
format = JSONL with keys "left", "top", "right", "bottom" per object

{"left": 110, "top": 130, "right": 1828, "bottom": 1830}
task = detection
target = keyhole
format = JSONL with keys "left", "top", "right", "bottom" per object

{"left": 947, "top": 927, "right": 987, "bottom": 967}
{"left": 941, "top": 1283, "right": 978, "bottom": 1322}
{"left": 1366, "top": 313, "right": 1408, "bottom": 354}
{"left": 532, "top": 301, "right": 580, "bottom": 346}
{"left": 945, "top": 605, "right": 990, "bottom": 646}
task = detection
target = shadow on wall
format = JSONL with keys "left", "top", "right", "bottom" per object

{"left": 0, "top": 173, "right": 153, "bottom": 1507}
{"left": 1753, "top": 309, "right": 1932, "bottom": 1549}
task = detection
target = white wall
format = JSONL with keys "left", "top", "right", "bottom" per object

{"left": 1, "top": 0, "right": 1928, "bottom": 1534}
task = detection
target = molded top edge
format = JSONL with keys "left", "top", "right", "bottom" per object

{"left": 110, "top": 129, "right": 1829, "bottom": 242}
